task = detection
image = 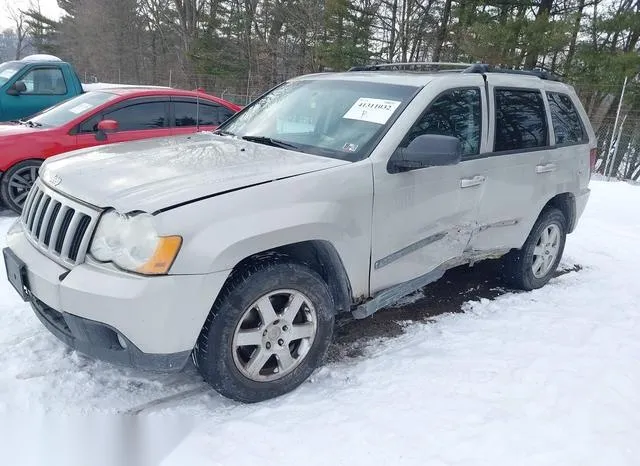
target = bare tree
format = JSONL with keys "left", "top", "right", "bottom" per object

{"left": 7, "top": 1, "right": 29, "bottom": 59}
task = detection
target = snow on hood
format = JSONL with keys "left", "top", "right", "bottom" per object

{"left": 40, "top": 132, "right": 349, "bottom": 213}
{"left": 0, "top": 123, "right": 39, "bottom": 137}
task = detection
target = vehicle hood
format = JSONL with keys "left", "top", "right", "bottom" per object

{"left": 0, "top": 123, "right": 40, "bottom": 137}
{"left": 40, "top": 132, "right": 349, "bottom": 213}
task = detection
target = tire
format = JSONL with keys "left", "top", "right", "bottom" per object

{"left": 0, "top": 160, "right": 43, "bottom": 214}
{"left": 194, "top": 261, "right": 335, "bottom": 403}
{"left": 502, "top": 207, "right": 567, "bottom": 291}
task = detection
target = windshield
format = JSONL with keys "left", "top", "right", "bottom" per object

{"left": 220, "top": 79, "right": 418, "bottom": 161}
{"left": 28, "top": 91, "right": 118, "bottom": 127}
{"left": 0, "top": 61, "right": 23, "bottom": 86}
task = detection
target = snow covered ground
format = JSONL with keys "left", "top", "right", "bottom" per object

{"left": 1, "top": 180, "right": 639, "bottom": 465}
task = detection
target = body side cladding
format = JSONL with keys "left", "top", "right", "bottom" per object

{"left": 353, "top": 247, "right": 510, "bottom": 319}
{"left": 374, "top": 231, "right": 447, "bottom": 269}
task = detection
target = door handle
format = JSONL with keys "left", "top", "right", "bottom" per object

{"left": 460, "top": 175, "right": 486, "bottom": 188}
{"left": 536, "top": 163, "right": 556, "bottom": 173}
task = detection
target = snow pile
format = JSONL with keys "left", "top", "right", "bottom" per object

{"left": 1, "top": 180, "right": 639, "bottom": 465}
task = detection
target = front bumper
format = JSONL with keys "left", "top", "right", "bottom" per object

{"left": 5, "top": 220, "right": 230, "bottom": 371}
{"left": 31, "top": 297, "right": 191, "bottom": 371}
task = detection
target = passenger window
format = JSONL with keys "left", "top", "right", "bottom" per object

{"left": 174, "top": 101, "right": 225, "bottom": 127}
{"left": 547, "top": 92, "right": 586, "bottom": 145}
{"left": 404, "top": 88, "right": 481, "bottom": 157}
{"left": 78, "top": 114, "right": 101, "bottom": 133}
{"left": 19, "top": 68, "right": 67, "bottom": 95}
{"left": 104, "top": 102, "right": 167, "bottom": 131}
{"left": 494, "top": 89, "right": 548, "bottom": 152}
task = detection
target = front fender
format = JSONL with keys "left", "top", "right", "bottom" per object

{"left": 155, "top": 162, "right": 374, "bottom": 298}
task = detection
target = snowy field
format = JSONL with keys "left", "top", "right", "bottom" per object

{"left": 1, "top": 180, "right": 639, "bottom": 465}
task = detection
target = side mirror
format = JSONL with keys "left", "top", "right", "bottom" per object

{"left": 388, "top": 134, "right": 462, "bottom": 173}
{"left": 7, "top": 80, "right": 27, "bottom": 96}
{"left": 95, "top": 119, "right": 118, "bottom": 141}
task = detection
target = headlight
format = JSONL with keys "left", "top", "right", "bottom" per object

{"left": 90, "top": 210, "right": 182, "bottom": 275}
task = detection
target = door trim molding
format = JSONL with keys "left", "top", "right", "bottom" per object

{"left": 374, "top": 231, "right": 447, "bottom": 270}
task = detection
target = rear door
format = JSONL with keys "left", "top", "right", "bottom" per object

{"left": 74, "top": 97, "right": 170, "bottom": 148}
{"left": 170, "top": 98, "right": 236, "bottom": 135}
{"left": 468, "top": 81, "right": 553, "bottom": 253}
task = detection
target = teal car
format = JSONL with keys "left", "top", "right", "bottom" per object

{"left": 0, "top": 55, "right": 84, "bottom": 122}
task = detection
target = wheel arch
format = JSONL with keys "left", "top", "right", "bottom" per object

{"left": 225, "top": 240, "right": 354, "bottom": 315}
{"left": 541, "top": 192, "right": 576, "bottom": 233}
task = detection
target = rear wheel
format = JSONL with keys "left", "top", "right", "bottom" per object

{"left": 502, "top": 208, "right": 567, "bottom": 291}
{"left": 194, "top": 261, "right": 335, "bottom": 403}
{"left": 0, "top": 160, "right": 43, "bottom": 214}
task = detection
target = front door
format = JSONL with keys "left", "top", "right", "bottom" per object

{"left": 5, "top": 66, "right": 70, "bottom": 120}
{"left": 369, "top": 84, "right": 488, "bottom": 294}
{"left": 75, "top": 98, "right": 171, "bottom": 149}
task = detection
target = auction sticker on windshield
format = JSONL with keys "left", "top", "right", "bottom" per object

{"left": 69, "top": 103, "right": 94, "bottom": 114}
{"left": 343, "top": 98, "right": 401, "bottom": 125}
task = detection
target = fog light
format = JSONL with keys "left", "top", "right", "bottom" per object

{"left": 117, "top": 333, "right": 128, "bottom": 349}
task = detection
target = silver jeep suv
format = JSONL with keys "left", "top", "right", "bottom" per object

{"left": 3, "top": 63, "right": 595, "bottom": 402}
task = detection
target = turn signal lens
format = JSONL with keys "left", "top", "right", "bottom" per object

{"left": 136, "top": 236, "right": 183, "bottom": 275}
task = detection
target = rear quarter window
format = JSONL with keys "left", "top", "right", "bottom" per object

{"left": 547, "top": 92, "right": 588, "bottom": 145}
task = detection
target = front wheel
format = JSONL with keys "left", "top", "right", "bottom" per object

{"left": 502, "top": 207, "right": 567, "bottom": 291}
{"left": 194, "top": 261, "right": 335, "bottom": 403}
{"left": 0, "top": 160, "right": 43, "bottom": 214}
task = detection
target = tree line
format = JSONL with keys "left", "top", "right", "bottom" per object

{"left": 9, "top": 1, "right": 640, "bottom": 178}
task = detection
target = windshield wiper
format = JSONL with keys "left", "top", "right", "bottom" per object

{"left": 241, "top": 135, "right": 300, "bottom": 151}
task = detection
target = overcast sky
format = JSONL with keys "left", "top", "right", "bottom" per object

{"left": 0, "top": 0, "right": 63, "bottom": 31}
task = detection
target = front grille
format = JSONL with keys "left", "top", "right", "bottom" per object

{"left": 21, "top": 180, "right": 100, "bottom": 268}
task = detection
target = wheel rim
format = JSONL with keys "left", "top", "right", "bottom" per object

{"left": 232, "top": 289, "right": 318, "bottom": 382}
{"left": 532, "top": 223, "right": 561, "bottom": 278}
{"left": 8, "top": 165, "right": 39, "bottom": 209}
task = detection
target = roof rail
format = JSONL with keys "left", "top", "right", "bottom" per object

{"left": 463, "top": 63, "right": 563, "bottom": 81}
{"left": 348, "top": 61, "right": 563, "bottom": 81}
{"left": 348, "top": 62, "right": 474, "bottom": 72}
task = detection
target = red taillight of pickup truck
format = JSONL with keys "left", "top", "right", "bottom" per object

{"left": 589, "top": 148, "right": 597, "bottom": 175}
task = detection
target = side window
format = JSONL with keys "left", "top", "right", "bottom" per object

{"left": 104, "top": 102, "right": 167, "bottom": 131}
{"left": 494, "top": 89, "right": 548, "bottom": 152}
{"left": 19, "top": 68, "right": 67, "bottom": 95}
{"left": 78, "top": 114, "right": 101, "bottom": 133}
{"left": 174, "top": 101, "right": 225, "bottom": 127}
{"left": 547, "top": 92, "right": 587, "bottom": 145}
{"left": 218, "top": 106, "right": 235, "bottom": 124}
{"left": 404, "top": 88, "right": 481, "bottom": 157}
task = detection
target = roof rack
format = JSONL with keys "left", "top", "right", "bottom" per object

{"left": 463, "top": 63, "right": 563, "bottom": 81}
{"left": 348, "top": 61, "right": 563, "bottom": 81}
{"left": 348, "top": 62, "right": 473, "bottom": 72}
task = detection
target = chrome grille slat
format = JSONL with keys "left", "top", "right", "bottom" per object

{"left": 49, "top": 205, "right": 70, "bottom": 254}
{"left": 21, "top": 180, "right": 100, "bottom": 268}
{"left": 33, "top": 195, "right": 50, "bottom": 240}
{"left": 22, "top": 185, "right": 39, "bottom": 222}
{"left": 60, "top": 211, "right": 81, "bottom": 257}
{"left": 43, "top": 202, "right": 61, "bottom": 247}
{"left": 38, "top": 199, "right": 57, "bottom": 246}
{"left": 27, "top": 191, "right": 43, "bottom": 232}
